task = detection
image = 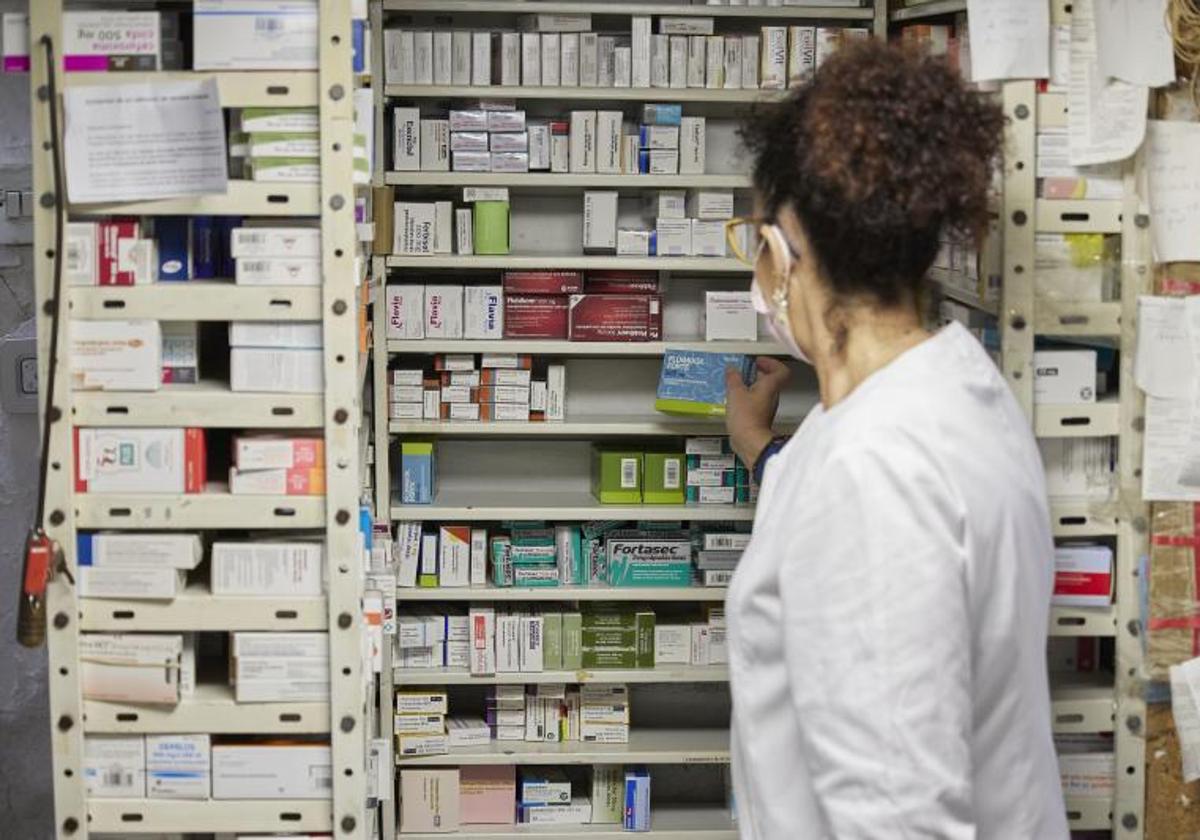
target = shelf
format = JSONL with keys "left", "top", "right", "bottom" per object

{"left": 1051, "top": 673, "right": 1115, "bottom": 734}
{"left": 1034, "top": 400, "right": 1120, "bottom": 439}
{"left": 394, "top": 586, "right": 727, "bottom": 603}
{"left": 385, "top": 255, "right": 751, "bottom": 272}
{"left": 1049, "top": 500, "right": 1119, "bottom": 538}
{"left": 1035, "top": 199, "right": 1122, "bottom": 235}
{"left": 1064, "top": 795, "right": 1112, "bottom": 831}
{"left": 388, "top": 339, "right": 782, "bottom": 356}
{"left": 392, "top": 805, "right": 735, "bottom": 839}
{"left": 1035, "top": 300, "right": 1121, "bottom": 338}
{"left": 934, "top": 278, "right": 1000, "bottom": 317}
{"left": 1050, "top": 606, "right": 1117, "bottom": 638}
{"left": 72, "top": 382, "right": 324, "bottom": 428}
{"left": 388, "top": 416, "right": 799, "bottom": 437}
{"left": 69, "top": 281, "right": 323, "bottom": 321}
{"left": 64, "top": 71, "right": 318, "bottom": 108}
{"left": 396, "top": 727, "right": 729, "bottom": 766}
{"left": 1038, "top": 93, "right": 1068, "bottom": 130}
{"left": 382, "top": 1, "right": 874, "bottom": 19}
{"left": 83, "top": 684, "right": 330, "bottom": 735}
{"left": 395, "top": 665, "right": 728, "bottom": 685}
{"left": 888, "top": 0, "right": 966, "bottom": 21}
{"left": 385, "top": 84, "right": 777, "bottom": 105}
{"left": 391, "top": 490, "right": 754, "bottom": 522}
{"left": 87, "top": 799, "right": 331, "bottom": 834}
{"left": 79, "top": 584, "right": 327, "bottom": 631}
{"left": 75, "top": 486, "right": 325, "bottom": 530}
{"left": 386, "top": 172, "right": 753, "bottom": 190}
{"left": 68, "top": 181, "right": 320, "bottom": 217}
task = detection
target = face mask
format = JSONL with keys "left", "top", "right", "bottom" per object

{"left": 751, "top": 275, "right": 812, "bottom": 365}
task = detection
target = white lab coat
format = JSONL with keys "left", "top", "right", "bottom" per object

{"left": 726, "top": 323, "right": 1069, "bottom": 840}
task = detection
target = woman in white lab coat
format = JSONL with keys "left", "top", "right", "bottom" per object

{"left": 721, "top": 41, "right": 1069, "bottom": 839}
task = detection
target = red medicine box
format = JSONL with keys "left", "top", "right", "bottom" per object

{"left": 568, "top": 294, "right": 662, "bottom": 341}
{"left": 502, "top": 270, "right": 584, "bottom": 295}
{"left": 504, "top": 294, "right": 569, "bottom": 339}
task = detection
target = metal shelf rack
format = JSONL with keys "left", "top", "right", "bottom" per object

{"left": 31, "top": 1, "right": 367, "bottom": 837}
{"left": 997, "top": 3, "right": 1148, "bottom": 832}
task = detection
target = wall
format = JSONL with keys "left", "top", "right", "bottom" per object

{"left": 0, "top": 1, "right": 52, "bottom": 837}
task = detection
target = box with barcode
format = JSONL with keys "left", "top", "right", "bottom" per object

{"left": 211, "top": 743, "right": 331, "bottom": 800}
{"left": 591, "top": 448, "right": 642, "bottom": 505}
{"left": 643, "top": 452, "right": 684, "bottom": 505}
{"left": 230, "top": 226, "right": 321, "bottom": 259}
{"left": 84, "top": 736, "right": 146, "bottom": 799}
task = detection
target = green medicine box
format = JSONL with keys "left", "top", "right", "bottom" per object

{"left": 643, "top": 451, "right": 685, "bottom": 505}
{"left": 582, "top": 628, "right": 637, "bottom": 648}
{"left": 591, "top": 448, "right": 643, "bottom": 504}
{"left": 581, "top": 647, "right": 638, "bottom": 669}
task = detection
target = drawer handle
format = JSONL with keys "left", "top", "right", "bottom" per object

{"left": 119, "top": 813, "right": 144, "bottom": 823}
{"left": 1060, "top": 212, "right": 1090, "bottom": 223}
{"left": 1055, "top": 712, "right": 1083, "bottom": 725}
{"left": 280, "top": 812, "right": 302, "bottom": 822}
{"left": 107, "top": 507, "right": 132, "bottom": 517}
{"left": 271, "top": 406, "right": 296, "bottom": 416}
{"left": 115, "top": 712, "right": 139, "bottom": 722}
{"left": 273, "top": 507, "right": 297, "bottom": 517}
{"left": 1060, "top": 416, "right": 1092, "bottom": 427}
{"left": 105, "top": 405, "right": 129, "bottom": 415}
{"left": 266, "top": 194, "right": 291, "bottom": 204}
{"left": 102, "top": 299, "right": 127, "bottom": 309}
{"left": 279, "top": 713, "right": 302, "bottom": 723}
{"left": 266, "top": 85, "right": 291, "bottom": 95}
{"left": 275, "top": 609, "right": 299, "bottom": 619}
{"left": 1058, "top": 515, "right": 1087, "bottom": 526}
{"left": 268, "top": 298, "right": 295, "bottom": 309}
{"left": 112, "top": 610, "right": 135, "bottom": 620}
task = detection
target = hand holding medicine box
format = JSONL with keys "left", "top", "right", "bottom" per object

{"left": 656, "top": 350, "right": 754, "bottom": 416}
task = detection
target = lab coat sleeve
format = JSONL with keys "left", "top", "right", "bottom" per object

{"left": 778, "top": 432, "right": 975, "bottom": 839}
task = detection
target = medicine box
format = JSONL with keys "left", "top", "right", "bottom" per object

{"left": 401, "top": 441, "right": 436, "bottom": 504}
{"left": 70, "top": 319, "right": 162, "bottom": 391}
{"left": 84, "top": 736, "right": 146, "bottom": 799}
{"left": 78, "top": 533, "right": 203, "bottom": 570}
{"left": 146, "top": 734, "right": 210, "bottom": 800}
{"left": 592, "top": 448, "right": 643, "bottom": 505}
{"left": 608, "top": 531, "right": 691, "bottom": 587}
{"left": 643, "top": 452, "right": 685, "bottom": 505}
{"left": 400, "top": 769, "right": 461, "bottom": 833}
{"left": 461, "top": 765, "right": 516, "bottom": 826}
{"left": 230, "top": 347, "right": 324, "bottom": 394}
{"left": 656, "top": 350, "right": 754, "bottom": 417}
{"left": 62, "top": 11, "right": 160, "bottom": 71}
{"left": 386, "top": 284, "right": 425, "bottom": 340}
{"left": 211, "top": 743, "right": 331, "bottom": 800}
{"left": 211, "top": 541, "right": 324, "bottom": 596}
{"left": 1052, "top": 544, "right": 1114, "bottom": 608}
{"left": 74, "top": 427, "right": 206, "bottom": 494}
{"left": 78, "top": 565, "right": 186, "bottom": 599}
{"left": 230, "top": 226, "right": 320, "bottom": 259}
{"left": 705, "top": 291, "right": 757, "bottom": 341}
{"left": 194, "top": 0, "right": 317, "bottom": 71}
{"left": 1034, "top": 350, "right": 1097, "bottom": 404}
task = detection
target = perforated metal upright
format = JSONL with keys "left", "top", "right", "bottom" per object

{"left": 998, "top": 2, "right": 1149, "bottom": 832}
{"left": 30, "top": 1, "right": 368, "bottom": 836}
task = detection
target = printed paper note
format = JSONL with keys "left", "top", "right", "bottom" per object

{"left": 1094, "top": 0, "right": 1175, "bottom": 87}
{"left": 1144, "top": 395, "right": 1200, "bottom": 501}
{"left": 1147, "top": 120, "right": 1200, "bottom": 262}
{"left": 966, "top": 0, "right": 1050, "bottom": 81}
{"left": 1068, "top": 0, "right": 1149, "bottom": 166}
{"left": 64, "top": 78, "right": 227, "bottom": 203}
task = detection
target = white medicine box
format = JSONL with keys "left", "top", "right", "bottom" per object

{"left": 705, "top": 291, "right": 757, "bottom": 341}
{"left": 1033, "top": 350, "right": 1096, "bottom": 404}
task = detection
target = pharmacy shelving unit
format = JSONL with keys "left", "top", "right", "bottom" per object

{"left": 369, "top": 2, "right": 892, "bottom": 838}
{"left": 30, "top": 1, "right": 368, "bottom": 838}
{"left": 998, "top": 0, "right": 1149, "bottom": 833}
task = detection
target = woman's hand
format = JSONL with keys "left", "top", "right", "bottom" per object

{"left": 725, "top": 357, "right": 791, "bottom": 469}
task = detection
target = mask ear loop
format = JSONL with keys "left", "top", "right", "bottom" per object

{"left": 760, "top": 224, "right": 795, "bottom": 320}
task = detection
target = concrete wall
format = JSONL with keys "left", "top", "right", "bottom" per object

{"left": 0, "top": 1, "right": 53, "bottom": 837}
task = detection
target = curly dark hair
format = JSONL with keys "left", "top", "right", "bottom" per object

{"left": 741, "top": 39, "right": 1005, "bottom": 308}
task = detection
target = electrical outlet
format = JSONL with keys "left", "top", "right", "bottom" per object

{"left": 1, "top": 319, "right": 37, "bottom": 414}
{"left": 0, "top": 190, "right": 34, "bottom": 246}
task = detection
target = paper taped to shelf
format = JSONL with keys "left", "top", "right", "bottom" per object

{"left": 64, "top": 78, "right": 228, "bottom": 203}
{"left": 1171, "top": 656, "right": 1200, "bottom": 782}
{"left": 1067, "top": 0, "right": 1147, "bottom": 167}
{"left": 1142, "top": 297, "right": 1200, "bottom": 500}
{"left": 1093, "top": 0, "right": 1174, "bottom": 88}
{"left": 1135, "top": 296, "right": 1194, "bottom": 399}
{"left": 1147, "top": 120, "right": 1200, "bottom": 262}
{"left": 966, "top": 0, "right": 1049, "bottom": 81}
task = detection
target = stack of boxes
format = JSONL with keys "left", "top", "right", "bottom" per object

{"left": 685, "top": 436, "right": 751, "bottom": 505}
{"left": 231, "top": 106, "right": 369, "bottom": 184}
{"left": 896, "top": 13, "right": 975, "bottom": 83}
{"left": 395, "top": 687, "right": 450, "bottom": 758}
{"left": 487, "top": 684, "right": 528, "bottom": 742}
{"left": 504, "top": 270, "right": 663, "bottom": 341}
{"left": 395, "top": 610, "right": 470, "bottom": 669}
{"left": 388, "top": 354, "right": 566, "bottom": 423}
{"left": 398, "top": 764, "right": 645, "bottom": 832}
{"left": 386, "top": 283, "right": 505, "bottom": 341}
{"left": 228, "top": 433, "right": 325, "bottom": 496}
{"left": 70, "top": 319, "right": 198, "bottom": 390}
{"left": 230, "top": 227, "right": 324, "bottom": 391}
{"left": 84, "top": 735, "right": 332, "bottom": 801}
{"left": 231, "top": 632, "right": 329, "bottom": 703}
{"left": 587, "top": 185, "right": 732, "bottom": 258}
{"left": 77, "top": 533, "right": 202, "bottom": 601}
{"left": 695, "top": 530, "right": 749, "bottom": 588}
{"left": 582, "top": 610, "right": 654, "bottom": 671}
{"left": 384, "top": 14, "right": 864, "bottom": 92}
{"left": 393, "top": 102, "right": 705, "bottom": 176}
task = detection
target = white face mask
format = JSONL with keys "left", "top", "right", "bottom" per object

{"left": 751, "top": 226, "right": 812, "bottom": 365}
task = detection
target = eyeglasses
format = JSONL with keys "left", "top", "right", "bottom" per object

{"left": 724, "top": 217, "right": 802, "bottom": 269}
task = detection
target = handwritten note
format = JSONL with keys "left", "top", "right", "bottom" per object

{"left": 1068, "top": 0, "right": 1149, "bottom": 166}
{"left": 1147, "top": 120, "right": 1200, "bottom": 262}
{"left": 64, "top": 78, "right": 227, "bottom": 203}
{"left": 1094, "top": 0, "right": 1176, "bottom": 87}
{"left": 1136, "top": 297, "right": 1194, "bottom": 399}
{"left": 966, "top": 0, "right": 1050, "bottom": 81}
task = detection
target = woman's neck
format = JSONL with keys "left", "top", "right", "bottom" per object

{"left": 814, "top": 307, "right": 931, "bottom": 409}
